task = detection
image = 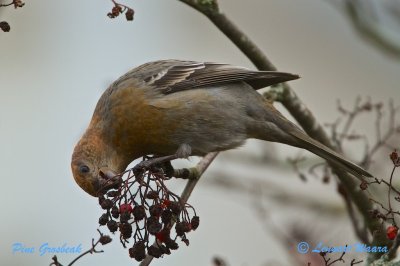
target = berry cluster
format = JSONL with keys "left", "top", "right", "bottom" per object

{"left": 97, "top": 167, "right": 199, "bottom": 261}
{"left": 366, "top": 150, "right": 400, "bottom": 241}
{"left": 107, "top": 1, "right": 134, "bottom": 21}
{"left": 0, "top": 0, "right": 25, "bottom": 32}
{"left": 386, "top": 150, "right": 400, "bottom": 241}
{"left": 390, "top": 150, "right": 400, "bottom": 167}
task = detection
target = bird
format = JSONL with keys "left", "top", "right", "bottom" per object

{"left": 71, "top": 59, "right": 372, "bottom": 197}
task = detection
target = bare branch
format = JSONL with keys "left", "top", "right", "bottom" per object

{"left": 342, "top": 0, "right": 400, "bottom": 59}
{"left": 50, "top": 230, "right": 111, "bottom": 266}
{"left": 177, "top": 0, "right": 391, "bottom": 257}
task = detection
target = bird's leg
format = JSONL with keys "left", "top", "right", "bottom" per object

{"left": 134, "top": 154, "right": 179, "bottom": 172}
{"left": 132, "top": 144, "right": 199, "bottom": 180}
{"left": 132, "top": 144, "right": 192, "bottom": 173}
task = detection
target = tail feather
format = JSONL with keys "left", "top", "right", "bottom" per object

{"left": 288, "top": 130, "right": 372, "bottom": 179}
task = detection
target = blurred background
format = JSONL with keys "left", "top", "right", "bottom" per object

{"left": 0, "top": 0, "right": 399, "bottom": 265}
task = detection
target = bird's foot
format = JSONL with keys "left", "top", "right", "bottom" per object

{"left": 132, "top": 144, "right": 192, "bottom": 173}
{"left": 132, "top": 154, "right": 178, "bottom": 174}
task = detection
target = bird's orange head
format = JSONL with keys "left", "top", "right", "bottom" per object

{"left": 71, "top": 130, "right": 125, "bottom": 197}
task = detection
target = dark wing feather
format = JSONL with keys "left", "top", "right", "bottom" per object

{"left": 118, "top": 60, "right": 299, "bottom": 94}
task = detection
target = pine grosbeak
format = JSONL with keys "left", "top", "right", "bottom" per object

{"left": 71, "top": 60, "right": 372, "bottom": 196}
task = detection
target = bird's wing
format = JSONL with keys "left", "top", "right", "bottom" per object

{"left": 116, "top": 60, "right": 299, "bottom": 94}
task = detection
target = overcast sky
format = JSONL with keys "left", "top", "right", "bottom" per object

{"left": 1, "top": 0, "right": 399, "bottom": 265}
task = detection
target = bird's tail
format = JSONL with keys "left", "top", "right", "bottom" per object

{"left": 250, "top": 99, "right": 372, "bottom": 179}
{"left": 288, "top": 129, "right": 372, "bottom": 178}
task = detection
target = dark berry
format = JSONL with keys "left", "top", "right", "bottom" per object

{"left": 159, "top": 244, "right": 170, "bottom": 255}
{"left": 175, "top": 221, "right": 191, "bottom": 237}
{"left": 182, "top": 238, "right": 190, "bottom": 246}
{"left": 111, "top": 5, "right": 122, "bottom": 16}
{"left": 168, "top": 201, "right": 181, "bottom": 215}
{"left": 360, "top": 180, "right": 368, "bottom": 191}
{"left": 98, "top": 195, "right": 105, "bottom": 205}
{"left": 13, "top": 0, "right": 24, "bottom": 8}
{"left": 129, "top": 241, "right": 146, "bottom": 262}
{"left": 133, "top": 205, "right": 146, "bottom": 221}
{"left": 191, "top": 216, "right": 200, "bottom": 230}
{"left": 149, "top": 204, "right": 163, "bottom": 217}
{"left": 391, "top": 150, "right": 400, "bottom": 166}
{"left": 120, "top": 211, "right": 131, "bottom": 223}
{"left": 165, "top": 238, "right": 178, "bottom": 250}
{"left": 107, "top": 220, "right": 118, "bottom": 233}
{"left": 390, "top": 151, "right": 398, "bottom": 162}
{"left": 147, "top": 246, "right": 162, "bottom": 258}
{"left": 111, "top": 206, "right": 120, "bottom": 219}
{"left": 101, "top": 199, "right": 113, "bottom": 210}
{"left": 125, "top": 8, "right": 134, "bottom": 21}
{"left": 175, "top": 222, "right": 185, "bottom": 237}
{"left": 98, "top": 213, "right": 109, "bottom": 226}
{"left": 119, "top": 222, "right": 133, "bottom": 239}
{"left": 147, "top": 216, "right": 162, "bottom": 235}
{"left": 0, "top": 21, "right": 10, "bottom": 32}
{"left": 161, "top": 210, "right": 173, "bottom": 224}
{"left": 99, "top": 235, "right": 112, "bottom": 245}
{"left": 182, "top": 221, "right": 192, "bottom": 232}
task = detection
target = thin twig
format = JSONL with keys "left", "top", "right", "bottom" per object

{"left": 388, "top": 166, "right": 397, "bottom": 226}
{"left": 351, "top": 258, "right": 363, "bottom": 265}
{"left": 50, "top": 229, "right": 107, "bottom": 266}
{"left": 343, "top": 191, "right": 370, "bottom": 244}
{"left": 67, "top": 238, "right": 104, "bottom": 266}
{"left": 321, "top": 246, "right": 346, "bottom": 265}
{"left": 0, "top": 1, "right": 14, "bottom": 7}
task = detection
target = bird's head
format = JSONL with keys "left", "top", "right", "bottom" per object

{"left": 71, "top": 132, "right": 124, "bottom": 197}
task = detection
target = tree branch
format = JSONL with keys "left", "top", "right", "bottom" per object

{"left": 178, "top": 0, "right": 391, "bottom": 257}
{"left": 342, "top": 0, "right": 400, "bottom": 59}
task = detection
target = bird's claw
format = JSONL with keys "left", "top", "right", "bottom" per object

{"left": 132, "top": 160, "right": 152, "bottom": 173}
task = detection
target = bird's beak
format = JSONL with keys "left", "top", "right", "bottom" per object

{"left": 95, "top": 167, "right": 122, "bottom": 196}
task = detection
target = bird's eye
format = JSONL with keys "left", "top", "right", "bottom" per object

{"left": 79, "top": 165, "right": 90, "bottom": 174}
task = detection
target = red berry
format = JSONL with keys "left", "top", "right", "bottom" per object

{"left": 387, "top": 225, "right": 398, "bottom": 240}
{"left": 161, "top": 199, "right": 171, "bottom": 208}
{"left": 119, "top": 203, "right": 133, "bottom": 213}
{"left": 156, "top": 230, "right": 169, "bottom": 242}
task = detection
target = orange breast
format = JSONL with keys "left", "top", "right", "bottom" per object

{"left": 104, "top": 86, "right": 180, "bottom": 159}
